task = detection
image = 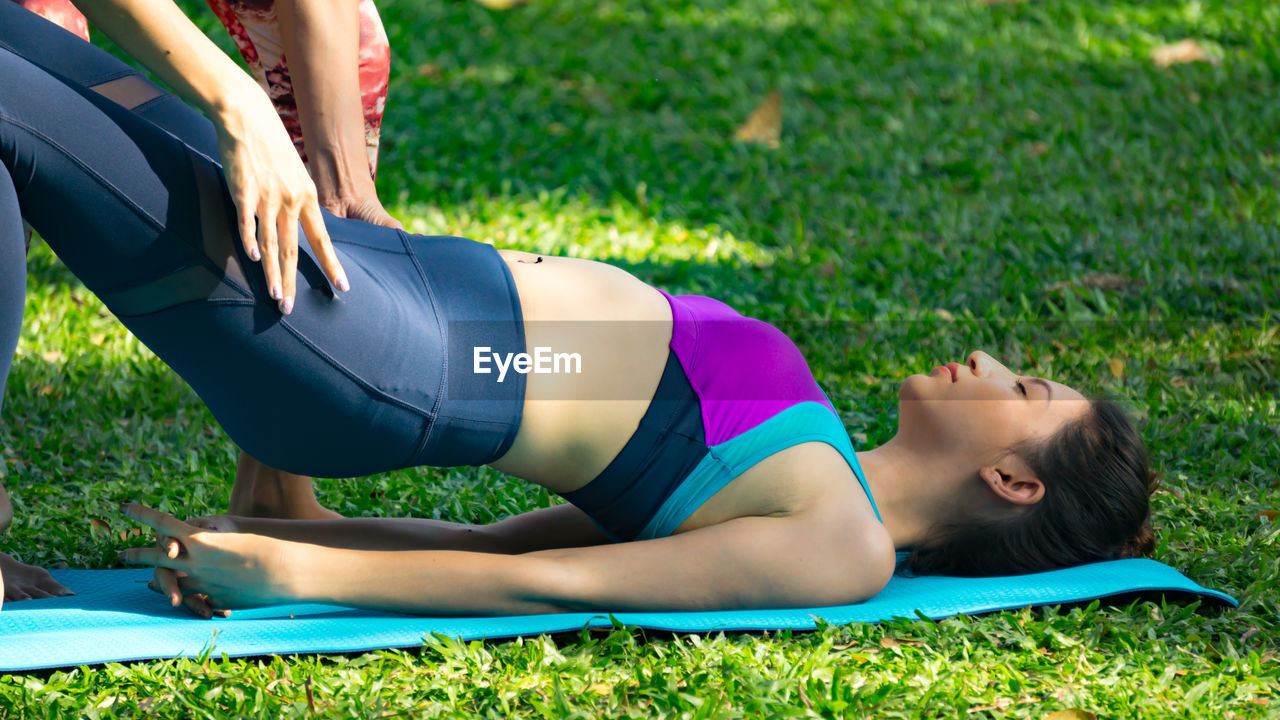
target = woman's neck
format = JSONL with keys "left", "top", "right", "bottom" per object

{"left": 856, "top": 438, "right": 969, "bottom": 551}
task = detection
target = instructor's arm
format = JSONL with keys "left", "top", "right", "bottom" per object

{"left": 72, "top": 0, "right": 351, "bottom": 313}
{"left": 277, "top": 0, "right": 400, "bottom": 229}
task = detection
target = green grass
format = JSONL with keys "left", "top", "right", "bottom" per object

{"left": 3, "top": 0, "right": 1279, "bottom": 716}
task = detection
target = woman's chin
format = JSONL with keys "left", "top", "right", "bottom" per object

{"left": 897, "top": 373, "right": 930, "bottom": 402}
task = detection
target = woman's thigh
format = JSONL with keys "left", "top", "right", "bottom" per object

{"left": 0, "top": 43, "right": 442, "bottom": 477}
{"left": 0, "top": 1, "right": 219, "bottom": 158}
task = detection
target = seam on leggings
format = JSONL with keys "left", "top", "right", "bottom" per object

{"left": 83, "top": 70, "right": 137, "bottom": 86}
{"left": 109, "top": 290, "right": 434, "bottom": 425}
{"left": 275, "top": 315, "right": 436, "bottom": 420}
{"left": 328, "top": 239, "right": 406, "bottom": 255}
{"left": 0, "top": 40, "right": 134, "bottom": 87}
{"left": 114, "top": 295, "right": 256, "bottom": 318}
{"left": 396, "top": 229, "right": 449, "bottom": 462}
{"left": 0, "top": 115, "right": 166, "bottom": 233}
{"left": 128, "top": 94, "right": 170, "bottom": 116}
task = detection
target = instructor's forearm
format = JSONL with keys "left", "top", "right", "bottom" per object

{"left": 276, "top": 0, "right": 376, "bottom": 203}
{"left": 71, "top": 0, "right": 259, "bottom": 118}
{"left": 236, "top": 516, "right": 511, "bottom": 553}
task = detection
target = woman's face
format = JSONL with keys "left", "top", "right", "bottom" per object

{"left": 896, "top": 351, "right": 1090, "bottom": 463}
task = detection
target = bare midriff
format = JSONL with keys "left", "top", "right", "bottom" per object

{"left": 487, "top": 250, "right": 673, "bottom": 493}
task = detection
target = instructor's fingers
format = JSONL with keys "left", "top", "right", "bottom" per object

{"left": 120, "top": 503, "right": 196, "bottom": 540}
{"left": 276, "top": 211, "right": 298, "bottom": 314}
{"left": 234, "top": 185, "right": 262, "bottom": 262}
{"left": 300, "top": 202, "right": 349, "bottom": 292}
{"left": 258, "top": 198, "right": 282, "bottom": 304}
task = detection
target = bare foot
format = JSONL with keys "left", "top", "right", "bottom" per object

{"left": 228, "top": 451, "right": 343, "bottom": 520}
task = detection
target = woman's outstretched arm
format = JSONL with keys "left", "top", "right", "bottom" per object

{"left": 122, "top": 502, "right": 895, "bottom": 615}
{"left": 187, "top": 504, "right": 610, "bottom": 554}
{"left": 146, "top": 504, "right": 611, "bottom": 612}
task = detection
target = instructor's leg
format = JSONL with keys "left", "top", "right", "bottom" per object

{"left": 0, "top": 46, "right": 434, "bottom": 479}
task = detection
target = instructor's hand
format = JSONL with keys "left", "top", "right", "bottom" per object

{"left": 214, "top": 81, "right": 351, "bottom": 314}
{"left": 321, "top": 194, "right": 403, "bottom": 231}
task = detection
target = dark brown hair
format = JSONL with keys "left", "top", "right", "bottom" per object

{"left": 903, "top": 398, "right": 1157, "bottom": 576}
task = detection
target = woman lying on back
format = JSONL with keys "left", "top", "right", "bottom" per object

{"left": 1, "top": 15, "right": 1154, "bottom": 616}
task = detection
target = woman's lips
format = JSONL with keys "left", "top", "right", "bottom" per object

{"left": 932, "top": 364, "right": 958, "bottom": 382}
{"left": 945, "top": 362, "right": 961, "bottom": 382}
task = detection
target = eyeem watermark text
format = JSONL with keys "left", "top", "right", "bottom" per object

{"left": 474, "top": 346, "right": 583, "bottom": 382}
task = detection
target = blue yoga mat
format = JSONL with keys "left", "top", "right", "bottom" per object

{"left": 0, "top": 559, "right": 1234, "bottom": 671}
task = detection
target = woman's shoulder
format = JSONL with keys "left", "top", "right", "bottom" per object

{"left": 677, "top": 441, "right": 886, "bottom": 540}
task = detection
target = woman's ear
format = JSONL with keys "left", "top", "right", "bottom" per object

{"left": 977, "top": 460, "right": 1045, "bottom": 506}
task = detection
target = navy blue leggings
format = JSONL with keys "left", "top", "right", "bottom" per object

{"left": 0, "top": 1, "right": 216, "bottom": 417}
{"left": 0, "top": 7, "right": 527, "bottom": 477}
{"left": 0, "top": 161, "right": 21, "bottom": 415}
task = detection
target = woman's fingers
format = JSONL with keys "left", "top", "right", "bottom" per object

{"left": 175, "top": 576, "right": 231, "bottom": 618}
{"left": 300, "top": 201, "right": 349, "bottom": 292}
{"left": 120, "top": 546, "right": 186, "bottom": 570}
{"left": 151, "top": 567, "right": 184, "bottom": 607}
{"left": 120, "top": 503, "right": 197, "bottom": 541}
{"left": 233, "top": 183, "right": 262, "bottom": 262}
{"left": 148, "top": 574, "right": 226, "bottom": 619}
{"left": 155, "top": 531, "right": 182, "bottom": 560}
{"left": 183, "top": 593, "right": 214, "bottom": 619}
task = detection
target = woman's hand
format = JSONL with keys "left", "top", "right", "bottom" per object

{"left": 214, "top": 82, "right": 351, "bottom": 314}
{"left": 147, "top": 513, "right": 239, "bottom": 617}
{"left": 121, "top": 504, "right": 301, "bottom": 615}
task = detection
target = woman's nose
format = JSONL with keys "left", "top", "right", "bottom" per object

{"left": 966, "top": 350, "right": 999, "bottom": 377}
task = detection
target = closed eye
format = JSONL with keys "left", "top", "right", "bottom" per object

{"left": 1016, "top": 381, "right": 1028, "bottom": 396}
